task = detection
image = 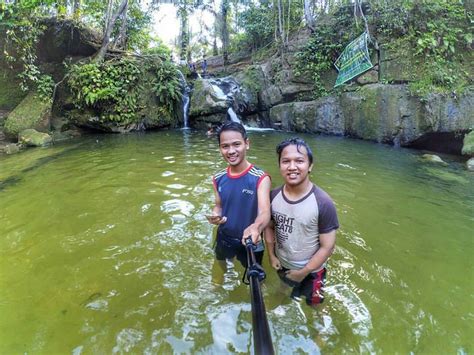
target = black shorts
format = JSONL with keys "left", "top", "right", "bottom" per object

{"left": 278, "top": 267, "right": 327, "bottom": 306}
{"left": 214, "top": 234, "right": 263, "bottom": 268}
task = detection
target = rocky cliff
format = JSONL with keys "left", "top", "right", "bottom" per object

{"left": 188, "top": 30, "right": 473, "bottom": 156}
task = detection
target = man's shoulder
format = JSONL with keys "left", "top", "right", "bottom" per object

{"left": 248, "top": 165, "right": 267, "bottom": 178}
{"left": 213, "top": 168, "right": 227, "bottom": 182}
{"left": 312, "top": 184, "right": 336, "bottom": 207}
{"left": 313, "top": 184, "right": 333, "bottom": 199}
{"left": 270, "top": 185, "right": 283, "bottom": 202}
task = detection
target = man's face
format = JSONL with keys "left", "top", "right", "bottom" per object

{"left": 279, "top": 144, "right": 313, "bottom": 186}
{"left": 219, "top": 130, "right": 249, "bottom": 167}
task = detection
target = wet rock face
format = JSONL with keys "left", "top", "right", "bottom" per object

{"left": 36, "top": 19, "right": 99, "bottom": 63}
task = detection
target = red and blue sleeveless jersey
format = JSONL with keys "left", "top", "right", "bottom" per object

{"left": 212, "top": 164, "right": 269, "bottom": 241}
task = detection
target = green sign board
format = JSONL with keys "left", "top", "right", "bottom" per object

{"left": 334, "top": 32, "right": 373, "bottom": 87}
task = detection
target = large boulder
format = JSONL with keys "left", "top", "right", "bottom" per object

{"left": 4, "top": 92, "right": 52, "bottom": 138}
{"left": 269, "top": 97, "right": 344, "bottom": 135}
{"left": 189, "top": 78, "right": 233, "bottom": 118}
{"left": 233, "top": 66, "right": 266, "bottom": 115}
{"left": 340, "top": 84, "right": 422, "bottom": 143}
{"left": 423, "top": 91, "right": 474, "bottom": 133}
{"left": 36, "top": 19, "right": 100, "bottom": 64}
{"left": 339, "top": 84, "right": 474, "bottom": 147}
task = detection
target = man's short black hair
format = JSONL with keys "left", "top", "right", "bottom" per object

{"left": 216, "top": 122, "right": 248, "bottom": 144}
{"left": 276, "top": 137, "right": 314, "bottom": 165}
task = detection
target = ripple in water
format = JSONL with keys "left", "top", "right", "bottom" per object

{"left": 160, "top": 199, "right": 195, "bottom": 216}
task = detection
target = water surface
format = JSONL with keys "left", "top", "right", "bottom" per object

{"left": 0, "top": 130, "right": 472, "bottom": 354}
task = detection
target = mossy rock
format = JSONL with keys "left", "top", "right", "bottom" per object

{"left": 19, "top": 129, "right": 52, "bottom": 147}
{"left": 0, "top": 66, "right": 27, "bottom": 110}
{"left": 4, "top": 92, "right": 52, "bottom": 138}
{"left": 379, "top": 40, "right": 422, "bottom": 83}
{"left": 462, "top": 131, "right": 474, "bottom": 156}
{"left": 420, "top": 154, "right": 448, "bottom": 166}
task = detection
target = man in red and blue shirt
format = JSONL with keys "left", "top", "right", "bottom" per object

{"left": 207, "top": 122, "right": 271, "bottom": 268}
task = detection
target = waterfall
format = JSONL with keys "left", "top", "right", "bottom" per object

{"left": 182, "top": 87, "right": 191, "bottom": 129}
{"left": 210, "top": 82, "right": 227, "bottom": 100}
{"left": 227, "top": 107, "right": 241, "bottom": 123}
{"left": 177, "top": 70, "right": 191, "bottom": 129}
{"left": 207, "top": 78, "right": 274, "bottom": 131}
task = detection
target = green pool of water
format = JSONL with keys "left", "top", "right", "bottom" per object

{"left": 0, "top": 130, "right": 472, "bottom": 354}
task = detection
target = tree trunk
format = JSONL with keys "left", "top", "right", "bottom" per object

{"left": 287, "top": 0, "right": 291, "bottom": 45}
{"left": 73, "top": 0, "right": 81, "bottom": 21}
{"left": 221, "top": 0, "right": 229, "bottom": 67}
{"left": 213, "top": 37, "right": 218, "bottom": 56}
{"left": 304, "top": 0, "right": 315, "bottom": 31}
{"left": 178, "top": 7, "right": 189, "bottom": 61}
{"left": 95, "top": 0, "right": 128, "bottom": 62}
{"left": 113, "top": 0, "right": 128, "bottom": 49}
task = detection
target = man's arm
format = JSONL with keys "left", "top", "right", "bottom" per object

{"left": 242, "top": 175, "right": 271, "bottom": 244}
{"left": 285, "top": 230, "right": 336, "bottom": 282}
{"left": 207, "top": 183, "right": 227, "bottom": 225}
{"left": 264, "top": 221, "right": 281, "bottom": 270}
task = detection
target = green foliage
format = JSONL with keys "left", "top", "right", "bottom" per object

{"left": 295, "top": 0, "right": 472, "bottom": 97}
{"left": 68, "top": 57, "right": 182, "bottom": 124}
{"left": 406, "top": 0, "right": 471, "bottom": 96}
{"left": 151, "top": 60, "right": 183, "bottom": 112}
{"left": 143, "top": 40, "right": 173, "bottom": 59}
{"left": 294, "top": 13, "right": 355, "bottom": 98}
{"left": 241, "top": 66, "right": 262, "bottom": 94}
{"left": 36, "top": 74, "right": 55, "bottom": 102}
{"left": 410, "top": 1, "right": 471, "bottom": 58}
{"left": 371, "top": 0, "right": 411, "bottom": 38}
{"left": 68, "top": 59, "right": 143, "bottom": 123}
{"left": 0, "top": 1, "right": 52, "bottom": 99}
{"left": 234, "top": 5, "right": 274, "bottom": 51}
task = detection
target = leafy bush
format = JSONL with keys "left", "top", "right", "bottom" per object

{"left": 151, "top": 60, "right": 182, "bottom": 112}
{"left": 68, "top": 57, "right": 182, "bottom": 124}
{"left": 235, "top": 5, "right": 274, "bottom": 51}
{"left": 294, "top": 12, "right": 356, "bottom": 98}
{"left": 410, "top": 0, "right": 472, "bottom": 58}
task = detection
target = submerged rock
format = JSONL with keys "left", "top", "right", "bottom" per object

{"left": 2, "top": 143, "right": 21, "bottom": 155}
{"left": 467, "top": 158, "right": 474, "bottom": 172}
{"left": 420, "top": 154, "right": 448, "bottom": 166}
{"left": 462, "top": 131, "right": 474, "bottom": 156}
{"left": 19, "top": 129, "right": 52, "bottom": 147}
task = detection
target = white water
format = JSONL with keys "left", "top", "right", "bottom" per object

{"left": 177, "top": 70, "right": 191, "bottom": 128}
{"left": 227, "top": 107, "right": 240, "bottom": 123}
{"left": 210, "top": 83, "right": 228, "bottom": 100}
{"left": 182, "top": 92, "right": 190, "bottom": 129}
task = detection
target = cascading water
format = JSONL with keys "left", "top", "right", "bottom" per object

{"left": 227, "top": 107, "right": 241, "bottom": 123}
{"left": 182, "top": 87, "right": 191, "bottom": 129}
{"left": 208, "top": 78, "right": 273, "bottom": 131}
{"left": 178, "top": 71, "right": 191, "bottom": 129}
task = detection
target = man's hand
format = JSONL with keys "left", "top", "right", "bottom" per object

{"left": 285, "top": 268, "right": 309, "bottom": 283}
{"left": 242, "top": 223, "right": 261, "bottom": 245}
{"left": 206, "top": 215, "right": 227, "bottom": 225}
{"left": 269, "top": 254, "right": 281, "bottom": 270}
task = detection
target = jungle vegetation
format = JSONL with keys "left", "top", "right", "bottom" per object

{"left": 0, "top": 0, "right": 472, "bottom": 124}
